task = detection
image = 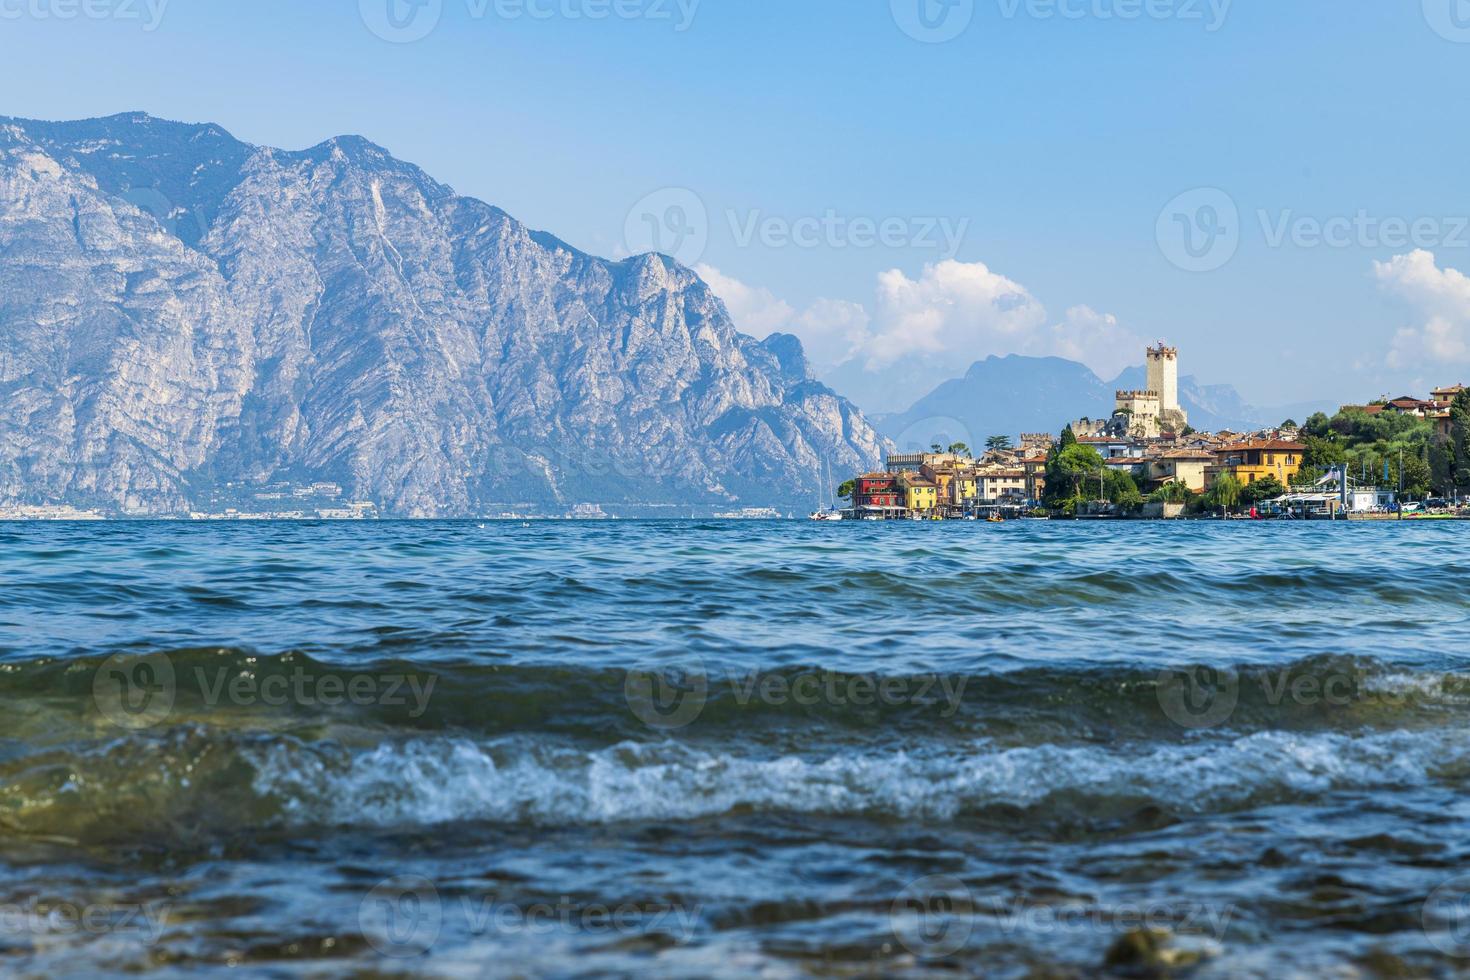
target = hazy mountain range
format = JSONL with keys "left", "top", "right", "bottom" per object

{"left": 0, "top": 113, "right": 885, "bottom": 516}
{"left": 877, "top": 354, "right": 1337, "bottom": 453}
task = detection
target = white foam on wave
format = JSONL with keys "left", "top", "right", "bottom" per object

{"left": 244, "top": 727, "right": 1470, "bottom": 828}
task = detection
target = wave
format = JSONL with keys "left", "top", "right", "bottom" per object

{"left": 5, "top": 724, "right": 1470, "bottom": 846}
{"left": 4, "top": 649, "right": 1470, "bottom": 751}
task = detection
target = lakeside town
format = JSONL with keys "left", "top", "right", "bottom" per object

{"left": 831, "top": 344, "right": 1470, "bottom": 521}
{"left": 5, "top": 343, "right": 1468, "bottom": 523}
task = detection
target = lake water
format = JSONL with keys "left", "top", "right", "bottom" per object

{"left": 1, "top": 519, "right": 1468, "bottom": 976}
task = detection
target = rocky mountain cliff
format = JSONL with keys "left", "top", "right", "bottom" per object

{"left": 0, "top": 113, "right": 885, "bottom": 515}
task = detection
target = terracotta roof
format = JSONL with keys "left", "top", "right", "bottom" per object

{"left": 1216, "top": 440, "right": 1306, "bottom": 453}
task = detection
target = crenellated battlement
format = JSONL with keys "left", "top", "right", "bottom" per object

{"left": 1116, "top": 389, "right": 1160, "bottom": 400}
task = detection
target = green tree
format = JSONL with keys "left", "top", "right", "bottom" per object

{"left": 985, "top": 435, "right": 1013, "bottom": 451}
{"left": 1452, "top": 391, "right": 1470, "bottom": 491}
{"left": 1105, "top": 470, "right": 1144, "bottom": 512}
{"left": 1240, "top": 475, "right": 1286, "bottom": 507}
{"left": 1043, "top": 442, "right": 1104, "bottom": 509}
{"left": 837, "top": 479, "right": 856, "bottom": 500}
{"left": 1149, "top": 480, "right": 1193, "bottom": 504}
{"left": 948, "top": 442, "right": 971, "bottom": 457}
{"left": 1303, "top": 412, "right": 1332, "bottom": 439}
{"left": 1203, "top": 473, "right": 1243, "bottom": 513}
{"left": 1295, "top": 435, "right": 1347, "bottom": 485}
{"left": 1281, "top": 419, "right": 1298, "bottom": 430}
{"left": 1398, "top": 453, "right": 1432, "bottom": 498}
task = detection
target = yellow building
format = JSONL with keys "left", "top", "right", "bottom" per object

{"left": 1206, "top": 440, "right": 1305, "bottom": 488}
{"left": 1148, "top": 450, "right": 1215, "bottom": 493}
{"left": 899, "top": 474, "right": 939, "bottom": 516}
{"left": 951, "top": 471, "right": 978, "bottom": 506}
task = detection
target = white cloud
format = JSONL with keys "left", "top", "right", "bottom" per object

{"left": 696, "top": 259, "right": 1141, "bottom": 384}
{"left": 1044, "top": 305, "right": 1145, "bottom": 381}
{"left": 866, "top": 260, "right": 1047, "bottom": 367}
{"left": 693, "top": 264, "right": 796, "bottom": 336}
{"left": 695, "top": 263, "right": 869, "bottom": 372}
{"left": 1376, "top": 250, "right": 1470, "bottom": 368}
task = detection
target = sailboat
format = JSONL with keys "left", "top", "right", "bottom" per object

{"left": 809, "top": 457, "right": 845, "bottom": 521}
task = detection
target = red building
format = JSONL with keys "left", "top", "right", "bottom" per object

{"left": 851, "top": 473, "right": 905, "bottom": 518}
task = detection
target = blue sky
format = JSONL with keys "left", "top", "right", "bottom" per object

{"left": 3, "top": 0, "right": 1470, "bottom": 411}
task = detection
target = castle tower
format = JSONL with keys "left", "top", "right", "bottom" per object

{"left": 1146, "top": 344, "right": 1180, "bottom": 415}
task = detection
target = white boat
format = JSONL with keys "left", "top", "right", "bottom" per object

{"left": 808, "top": 457, "right": 845, "bottom": 521}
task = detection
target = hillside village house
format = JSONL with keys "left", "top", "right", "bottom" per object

{"left": 1148, "top": 449, "right": 1216, "bottom": 493}
{"left": 1205, "top": 439, "right": 1305, "bottom": 488}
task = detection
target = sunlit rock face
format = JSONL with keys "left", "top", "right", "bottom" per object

{"left": 0, "top": 114, "right": 885, "bottom": 515}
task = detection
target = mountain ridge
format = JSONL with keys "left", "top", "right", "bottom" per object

{"left": 0, "top": 112, "right": 886, "bottom": 515}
